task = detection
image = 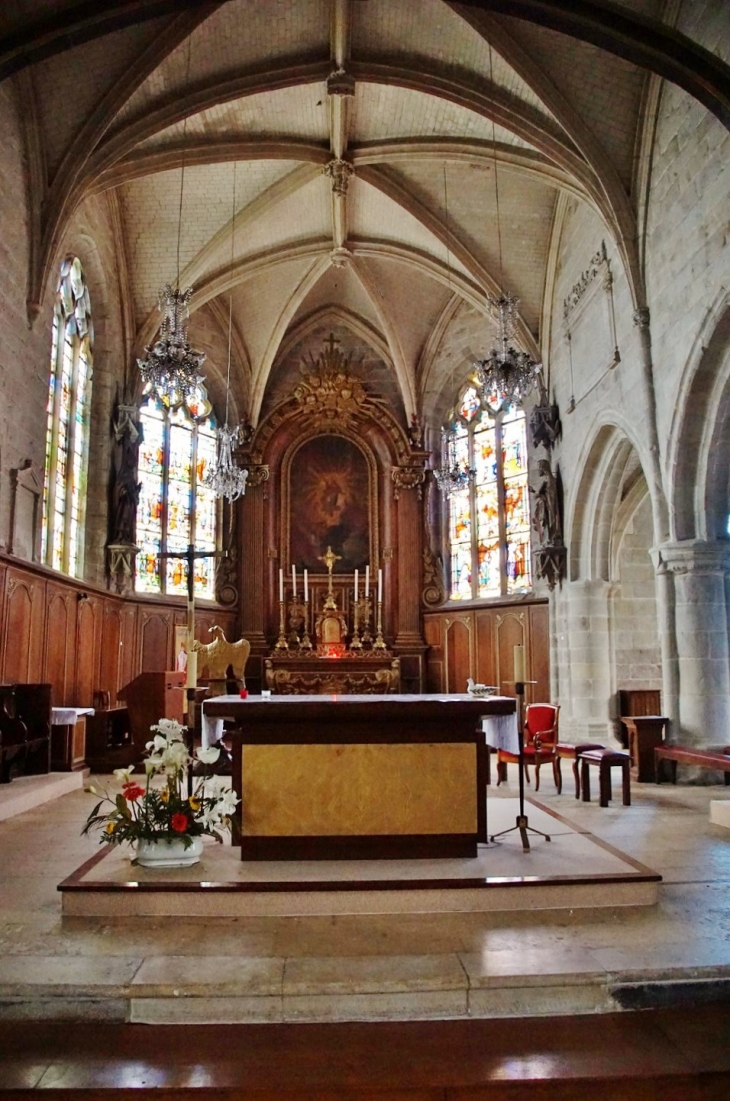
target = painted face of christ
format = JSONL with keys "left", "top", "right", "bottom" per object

{"left": 289, "top": 436, "right": 370, "bottom": 571}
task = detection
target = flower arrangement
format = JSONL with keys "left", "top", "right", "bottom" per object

{"left": 82, "top": 718, "right": 238, "bottom": 854}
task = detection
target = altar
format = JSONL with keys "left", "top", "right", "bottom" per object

{"left": 202, "top": 693, "right": 516, "bottom": 861}
{"left": 264, "top": 654, "right": 400, "bottom": 695}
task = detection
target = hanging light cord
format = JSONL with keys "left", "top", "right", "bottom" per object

{"left": 224, "top": 161, "right": 237, "bottom": 431}
{"left": 176, "top": 34, "right": 193, "bottom": 291}
{"left": 488, "top": 44, "right": 504, "bottom": 291}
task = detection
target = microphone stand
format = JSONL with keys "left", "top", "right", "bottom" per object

{"left": 489, "top": 679, "right": 551, "bottom": 853}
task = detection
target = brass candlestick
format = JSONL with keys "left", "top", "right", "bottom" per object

{"left": 350, "top": 599, "right": 363, "bottom": 650}
{"left": 360, "top": 594, "right": 372, "bottom": 646}
{"left": 373, "top": 598, "right": 386, "bottom": 650}
{"left": 275, "top": 598, "right": 288, "bottom": 650}
{"left": 300, "top": 599, "right": 313, "bottom": 649}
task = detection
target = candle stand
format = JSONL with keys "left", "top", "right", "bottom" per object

{"left": 350, "top": 599, "right": 363, "bottom": 651}
{"left": 300, "top": 599, "right": 313, "bottom": 650}
{"left": 373, "top": 599, "right": 387, "bottom": 650}
{"left": 274, "top": 599, "right": 289, "bottom": 651}
{"left": 489, "top": 679, "right": 551, "bottom": 853}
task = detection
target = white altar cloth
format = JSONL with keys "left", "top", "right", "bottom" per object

{"left": 51, "top": 707, "right": 94, "bottom": 726}
{"left": 482, "top": 709, "right": 519, "bottom": 754}
{"left": 201, "top": 695, "right": 242, "bottom": 748}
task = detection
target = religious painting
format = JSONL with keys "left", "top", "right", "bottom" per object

{"left": 289, "top": 435, "right": 370, "bottom": 572}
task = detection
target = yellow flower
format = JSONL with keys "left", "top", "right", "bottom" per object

{"left": 160, "top": 789, "right": 170, "bottom": 803}
{"left": 105, "top": 822, "right": 115, "bottom": 834}
{"left": 189, "top": 796, "right": 201, "bottom": 812}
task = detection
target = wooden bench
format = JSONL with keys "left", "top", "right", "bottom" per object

{"left": 654, "top": 745, "right": 730, "bottom": 785}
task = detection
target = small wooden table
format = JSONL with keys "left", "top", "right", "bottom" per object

{"left": 580, "top": 748, "right": 631, "bottom": 807}
{"left": 620, "top": 715, "right": 668, "bottom": 782}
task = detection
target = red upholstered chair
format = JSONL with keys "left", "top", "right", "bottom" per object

{"left": 497, "top": 704, "right": 560, "bottom": 791}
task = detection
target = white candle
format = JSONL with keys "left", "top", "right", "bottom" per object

{"left": 304, "top": 569, "right": 308, "bottom": 602}
{"left": 513, "top": 644, "right": 525, "bottom": 683}
{"left": 378, "top": 568, "right": 383, "bottom": 602}
{"left": 292, "top": 564, "right": 297, "bottom": 598}
{"left": 354, "top": 569, "right": 359, "bottom": 601}
{"left": 365, "top": 565, "right": 370, "bottom": 597}
{"left": 186, "top": 650, "right": 198, "bottom": 689}
{"left": 279, "top": 568, "right": 284, "bottom": 602}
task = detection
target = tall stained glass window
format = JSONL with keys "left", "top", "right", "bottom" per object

{"left": 135, "top": 386, "right": 218, "bottom": 599}
{"left": 41, "top": 257, "right": 93, "bottom": 576}
{"left": 447, "top": 384, "right": 531, "bottom": 600}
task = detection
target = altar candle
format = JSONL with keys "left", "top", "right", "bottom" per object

{"left": 365, "top": 565, "right": 370, "bottom": 597}
{"left": 513, "top": 644, "right": 525, "bottom": 683}
{"left": 279, "top": 568, "right": 284, "bottom": 602}
{"left": 292, "top": 564, "right": 297, "bottom": 598}
{"left": 304, "top": 569, "right": 308, "bottom": 602}
{"left": 378, "top": 568, "right": 383, "bottom": 602}
{"left": 354, "top": 569, "right": 359, "bottom": 601}
{"left": 186, "top": 650, "right": 198, "bottom": 689}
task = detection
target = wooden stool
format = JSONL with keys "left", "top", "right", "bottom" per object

{"left": 554, "top": 743, "right": 605, "bottom": 798}
{"left": 579, "top": 748, "right": 631, "bottom": 807}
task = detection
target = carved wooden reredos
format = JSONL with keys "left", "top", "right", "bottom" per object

{"left": 238, "top": 332, "right": 429, "bottom": 677}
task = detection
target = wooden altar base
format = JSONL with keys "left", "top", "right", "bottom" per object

{"left": 59, "top": 798, "right": 660, "bottom": 917}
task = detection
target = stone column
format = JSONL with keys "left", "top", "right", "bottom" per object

{"left": 656, "top": 541, "right": 730, "bottom": 745}
{"left": 562, "top": 579, "right": 614, "bottom": 742}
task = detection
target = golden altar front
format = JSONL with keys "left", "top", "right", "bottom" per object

{"left": 264, "top": 653, "right": 400, "bottom": 695}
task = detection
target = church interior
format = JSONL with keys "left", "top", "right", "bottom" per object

{"left": 0, "top": 0, "right": 729, "bottom": 1095}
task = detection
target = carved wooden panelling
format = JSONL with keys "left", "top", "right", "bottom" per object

{"left": 75, "top": 599, "right": 97, "bottom": 706}
{"left": 100, "top": 608, "right": 122, "bottom": 698}
{"left": 2, "top": 572, "right": 45, "bottom": 684}
{"left": 445, "top": 618, "right": 471, "bottom": 695}
{"left": 45, "top": 590, "right": 72, "bottom": 705}
{"left": 140, "top": 613, "right": 171, "bottom": 673}
{"left": 528, "top": 603, "right": 550, "bottom": 703}
{"left": 120, "top": 605, "right": 138, "bottom": 690}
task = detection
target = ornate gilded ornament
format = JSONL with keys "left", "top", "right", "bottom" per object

{"left": 293, "top": 333, "right": 370, "bottom": 427}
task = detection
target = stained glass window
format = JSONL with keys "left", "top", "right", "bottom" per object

{"left": 41, "top": 257, "right": 93, "bottom": 576}
{"left": 135, "top": 386, "right": 218, "bottom": 599}
{"left": 447, "top": 383, "right": 531, "bottom": 600}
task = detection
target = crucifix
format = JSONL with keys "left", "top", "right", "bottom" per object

{"left": 317, "top": 544, "right": 342, "bottom": 608}
{"left": 158, "top": 542, "right": 227, "bottom": 700}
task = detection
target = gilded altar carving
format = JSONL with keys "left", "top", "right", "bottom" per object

{"left": 264, "top": 657, "right": 400, "bottom": 695}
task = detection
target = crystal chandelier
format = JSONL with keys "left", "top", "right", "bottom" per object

{"left": 475, "top": 292, "right": 540, "bottom": 408}
{"left": 433, "top": 427, "right": 476, "bottom": 497}
{"left": 137, "top": 285, "right": 205, "bottom": 402}
{"left": 474, "top": 45, "right": 540, "bottom": 411}
{"left": 204, "top": 423, "right": 248, "bottom": 501}
{"left": 203, "top": 161, "right": 249, "bottom": 501}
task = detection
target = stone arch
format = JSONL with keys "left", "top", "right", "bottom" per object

{"left": 668, "top": 290, "right": 730, "bottom": 542}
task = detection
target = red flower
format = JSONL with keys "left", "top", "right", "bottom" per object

{"left": 171, "top": 813, "right": 189, "bottom": 833}
{"left": 122, "top": 783, "right": 145, "bottom": 802}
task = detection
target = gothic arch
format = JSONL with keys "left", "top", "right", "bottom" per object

{"left": 668, "top": 289, "right": 730, "bottom": 542}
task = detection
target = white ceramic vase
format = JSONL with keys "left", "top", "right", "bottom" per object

{"left": 135, "top": 835, "right": 204, "bottom": 868}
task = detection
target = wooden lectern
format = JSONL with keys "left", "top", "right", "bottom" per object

{"left": 118, "top": 672, "right": 185, "bottom": 764}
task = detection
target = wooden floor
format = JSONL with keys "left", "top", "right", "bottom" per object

{"left": 1, "top": 1005, "right": 730, "bottom": 1099}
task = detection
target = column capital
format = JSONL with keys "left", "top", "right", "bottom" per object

{"left": 652, "top": 539, "right": 730, "bottom": 575}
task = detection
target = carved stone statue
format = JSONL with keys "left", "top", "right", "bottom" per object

{"left": 532, "top": 459, "right": 562, "bottom": 547}
{"left": 112, "top": 431, "right": 141, "bottom": 544}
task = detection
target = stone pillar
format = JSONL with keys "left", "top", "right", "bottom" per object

{"left": 656, "top": 541, "right": 730, "bottom": 745}
{"left": 562, "top": 579, "right": 614, "bottom": 742}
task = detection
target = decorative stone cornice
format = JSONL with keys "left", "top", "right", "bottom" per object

{"left": 324, "top": 158, "right": 355, "bottom": 196}
{"left": 652, "top": 540, "right": 730, "bottom": 575}
{"left": 329, "top": 246, "right": 353, "bottom": 268}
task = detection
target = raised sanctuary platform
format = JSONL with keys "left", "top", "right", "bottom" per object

{"left": 58, "top": 797, "right": 660, "bottom": 917}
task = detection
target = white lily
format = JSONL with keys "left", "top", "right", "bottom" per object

{"left": 195, "top": 746, "right": 221, "bottom": 765}
{"left": 144, "top": 756, "right": 163, "bottom": 774}
{"left": 112, "top": 766, "right": 135, "bottom": 784}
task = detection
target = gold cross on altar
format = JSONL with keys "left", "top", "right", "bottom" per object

{"left": 318, "top": 545, "right": 341, "bottom": 597}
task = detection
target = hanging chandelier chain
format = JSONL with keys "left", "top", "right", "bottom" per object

{"left": 224, "top": 160, "right": 237, "bottom": 430}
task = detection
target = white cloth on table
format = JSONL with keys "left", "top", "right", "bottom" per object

{"left": 51, "top": 707, "right": 94, "bottom": 726}
{"left": 482, "top": 711, "right": 519, "bottom": 754}
{"left": 201, "top": 695, "right": 242, "bottom": 749}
